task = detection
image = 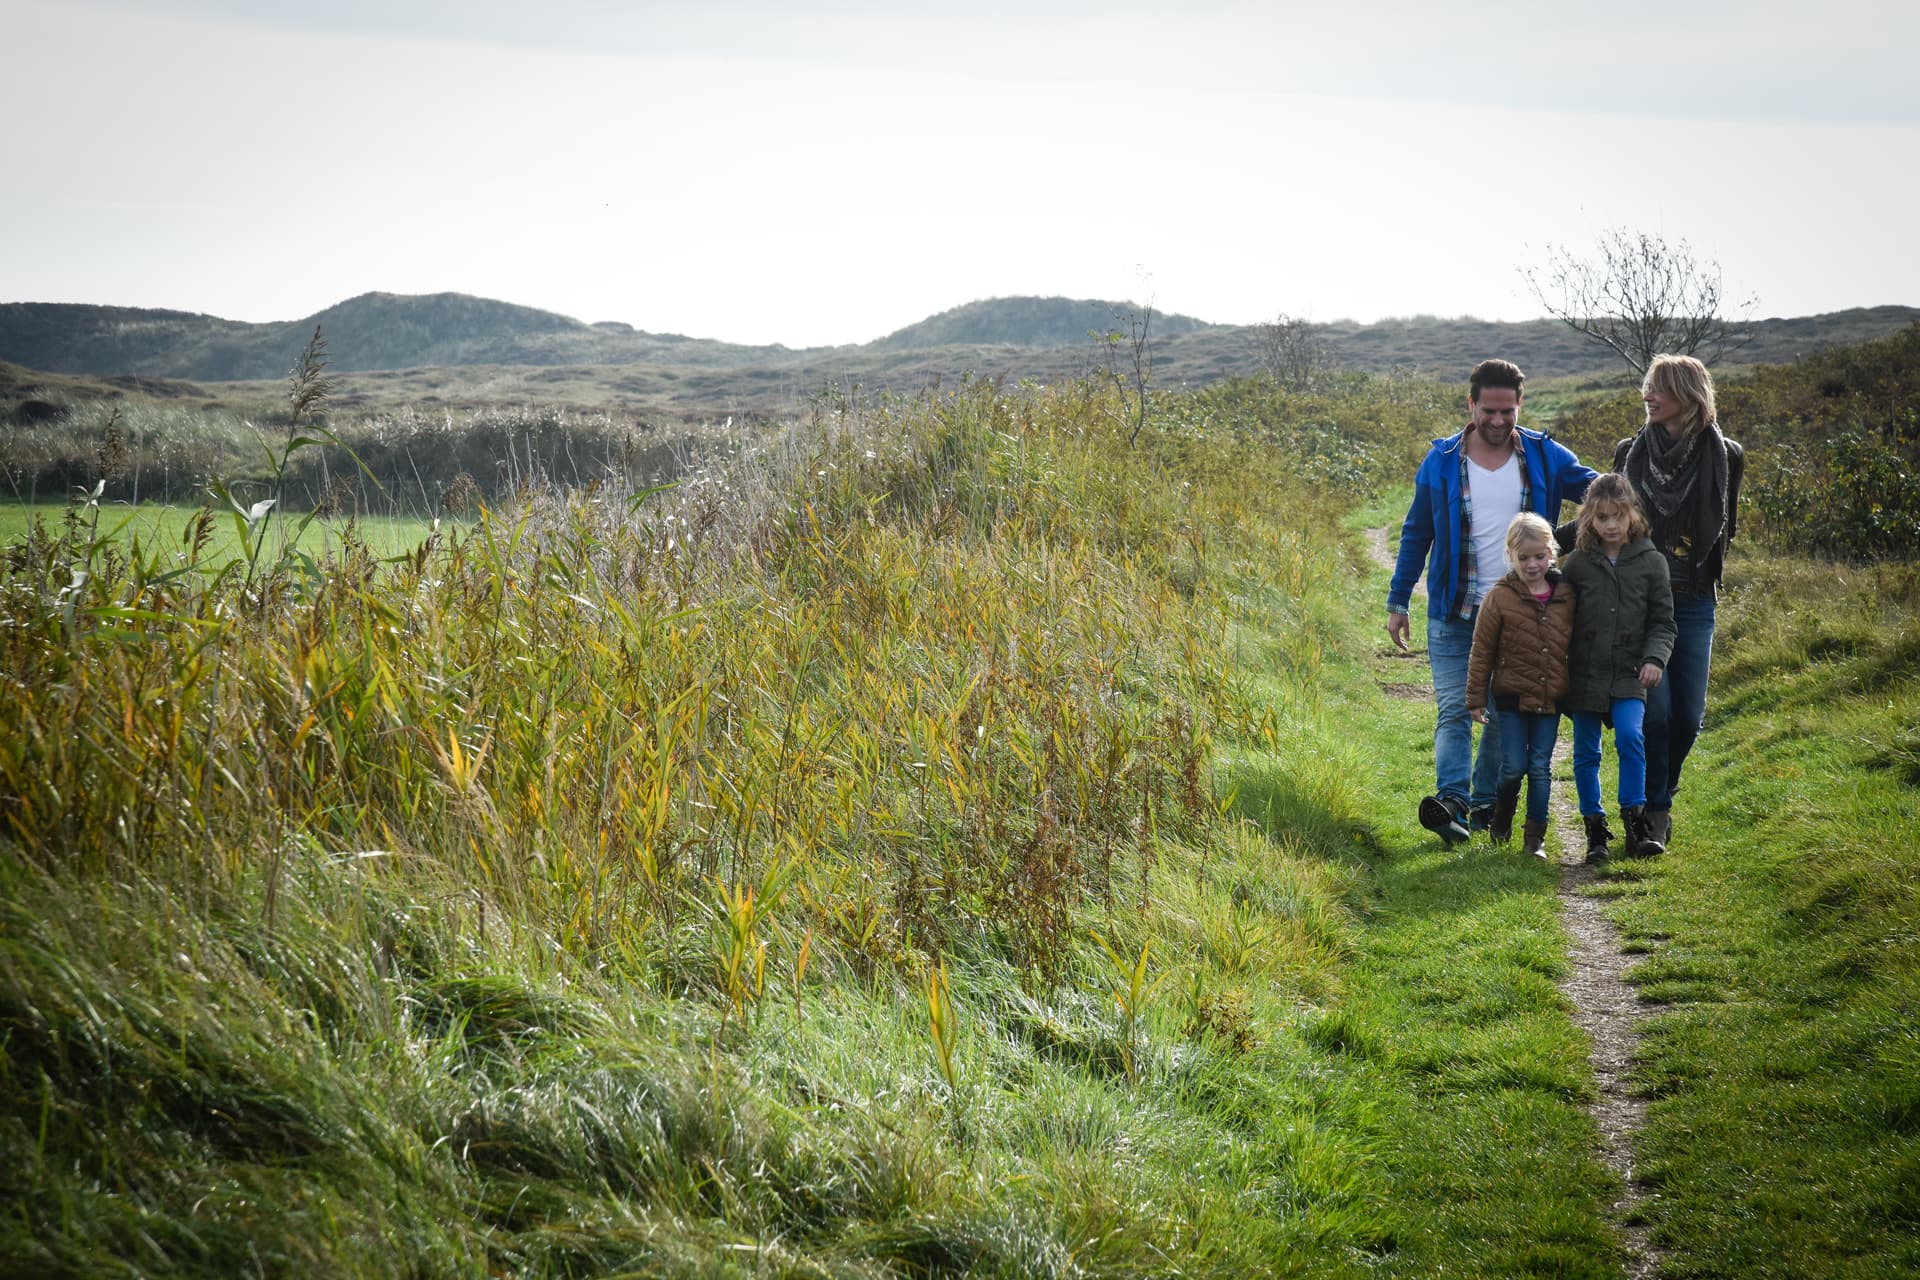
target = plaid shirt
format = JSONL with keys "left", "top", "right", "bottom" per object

{"left": 1455, "top": 439, "right": 1531, "bottom": 619}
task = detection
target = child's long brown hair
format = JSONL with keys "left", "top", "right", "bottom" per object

{"left": 1574, "top": 473, "right": 1651, "bottom": 552}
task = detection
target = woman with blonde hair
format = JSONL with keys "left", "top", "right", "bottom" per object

{"left": 1614, "top": 354, "right": 1744, "bottom": 848}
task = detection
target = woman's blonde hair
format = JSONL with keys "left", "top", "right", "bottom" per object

{"left": 1643, "top": 353, "right": 1717, "bottom": 435}
{"left": 1505, "top": 512, "right": 1556, "bottom": 567}
{"left": 1575, "top": 473, "right": 1651, "bottom": 551}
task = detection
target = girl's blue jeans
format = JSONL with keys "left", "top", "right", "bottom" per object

{"left": 1570, "top": 699, "right": 1648, "bottom": 814}
{"left": 1494, "top": 709, "right": 1561, "bottom": 824}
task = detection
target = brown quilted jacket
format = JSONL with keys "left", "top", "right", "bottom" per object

{"left": 1466, "top": 570, "right": 1575, "bottom": 715}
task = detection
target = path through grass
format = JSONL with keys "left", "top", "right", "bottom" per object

{"left": 1583, "top": 555, "right": 1920, "bottom": 1278}
{"left": 1356, "top": 498, "right": 1920, "bottom": 1277}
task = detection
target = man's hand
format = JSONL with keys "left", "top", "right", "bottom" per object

{"left": 1387, "top": 611, "right": 1410, "bottom": 652}
{"left": 1638, "top": 661, "right": 1664, "bottom": 689}
{"left": 1470, "top": 707, "right": 1489, "bottom": 725}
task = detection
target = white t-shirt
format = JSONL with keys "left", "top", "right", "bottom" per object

{"left": 1466, "top": 451, "right": 1523, "bottom": 605}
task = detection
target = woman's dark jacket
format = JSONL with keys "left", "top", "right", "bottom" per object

{"left": 1613, "top": 427, "right": 1744, "bottom": 596}
{"left": 1560, "top": 537, "right": 1676, "bottom": 712}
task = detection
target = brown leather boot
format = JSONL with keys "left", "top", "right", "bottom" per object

{"left": 1521, "top": 821, "right": 1548, "bottom": 860}
{"left": 1489, "top": 789, "right": 1520, "bottom": 845}
{"left": 1621, "top": 805, "right": 1666, "bottom": 857}
{"left": 1582, "top": 813, "right": 1612, "bottom": 861}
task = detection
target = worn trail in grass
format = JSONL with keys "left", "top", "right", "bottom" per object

{"left": 1357, "top": 513, "right": 1920, "bottom": 1278}
{"left": 1548, "top": 750, "right": 1660, "bottom": 1280}
{"left": 1357, "top": 515, "right": 1647, "bottom": 1276}
{"left": 1582, "top": 555, "right": 1920, "bottom": 1279}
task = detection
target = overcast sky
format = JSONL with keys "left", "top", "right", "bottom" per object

{"left": 8, "top": 0, "right": 1917, "bottom": 348}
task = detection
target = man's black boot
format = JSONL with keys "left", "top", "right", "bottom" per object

{"left": 1419, "top": 795, "right": 1470, "bottom": 846}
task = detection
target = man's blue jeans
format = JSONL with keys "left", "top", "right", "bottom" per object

{"left": 1496, "top": 708, "right": 1562, "bottom": 825}
{"left": 1570, "top": 699, "right": 1648, "bottom": 814}
{"left": 1644, "top": 591, "right": 1717, "bottom": 811}
{"left": 1428, "top": 608, "right": 1501, "bottom": 812}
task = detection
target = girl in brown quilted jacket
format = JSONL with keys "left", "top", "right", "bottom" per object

{"left": 1466, "top": 513, "right": 1575, "bottom": 857}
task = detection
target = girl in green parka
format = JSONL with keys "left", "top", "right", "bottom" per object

{"left": 1562, "top": 474, "right": 1676, "bottom": 860}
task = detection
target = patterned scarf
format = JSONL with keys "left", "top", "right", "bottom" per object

{"left": 1622, "top": 421, "right": 1729, "bottom": 578}
{"left": 1457, "top": 431, "right": 1531, "bottom": 619}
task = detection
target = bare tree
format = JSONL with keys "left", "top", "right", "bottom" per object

{"left": 1244, "top": 311, "right": 1331, "bottom": 391}
{"left": 1093, "top": 295, "right": 1155, "bottom": 447}
{"left": 1522, "top": 228, "right": 1756, "bottom": 374}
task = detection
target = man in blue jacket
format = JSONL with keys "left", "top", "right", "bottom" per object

{"left": 1387, "top": 359, "right": 1597, "bottom": 845}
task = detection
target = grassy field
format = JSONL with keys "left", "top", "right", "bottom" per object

{"left": 1585, "top": 554, "right": 1920, "bottom": 1277}
{"left": 3, "top": 364, "right": 1916, "bottom": 1277}
{"left": 1355, "top": 485, "right": 1920, "bottom": 1278}
{"left": 0, "top": 499, "right": 448, "bottom": 563}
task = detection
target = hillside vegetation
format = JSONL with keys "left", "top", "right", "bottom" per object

{"left": 0, "top": 294, "right": 775, "bottom": 384}
{"left": 4, "top": 293, "right": 1915, "bottom": 408}
{"left": 871, "top": 297, "right": 1213, "bottom": 350}
{"left": 4, "top": 337, "right": 1918, "bottom": 1277}
{"left": 4, "top": 373, "right": 1455, "bottom": 1277}
{"left": 11, "top": 318, "right": 1920, "bottom": 527}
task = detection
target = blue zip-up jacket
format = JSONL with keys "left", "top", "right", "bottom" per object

{"left": 1387, "top": 426, "right": 1598, "bottom": 620}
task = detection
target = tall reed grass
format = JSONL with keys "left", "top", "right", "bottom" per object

{"left": 4, "top": 371, "right": 1408, "bottom": 1273}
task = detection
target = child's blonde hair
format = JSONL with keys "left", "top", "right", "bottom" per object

{"left": 1504, "top": 512, "right": 1556, "bottom": 568}
{"left": 1574, "top": 473, "right": 1651, "bottom": 551}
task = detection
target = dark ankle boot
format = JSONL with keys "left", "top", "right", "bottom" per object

{"left": 1521, "top": 821, "right": 1548, "bottom": 859}
{"left": 1582, "top": 813, "right": 1612, "bottom": 861}
{"left": 1489, "top": 789, "right": 1520, "bottom": 845}
{"left": 1621, "top": 805, "right": 1666, "bottom": 857}
{"left": 1646, "top": 808, "right": 1672, "bottom": 847}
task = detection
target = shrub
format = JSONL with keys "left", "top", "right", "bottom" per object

{"left": 1749, "top": 419, "right": 1920, "bottom": 561}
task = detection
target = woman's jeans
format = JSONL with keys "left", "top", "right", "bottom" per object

{"left": 1495, "top": 709, "right": 1561, "bottom": 824}
{"left": 1570, "top": 700, "right": 1648, "bottom": 815}
{"left": 1644, "top": 591, "right": 1717, "bottom": 811}
{"left": 1428, "top": 609, "right": 1502, "bottom": 812}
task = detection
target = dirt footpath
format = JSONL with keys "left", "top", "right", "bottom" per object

{"left": 1367, "top": 525, "right": 1660, "bottom": 1277}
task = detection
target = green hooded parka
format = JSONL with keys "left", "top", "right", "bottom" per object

{"left": 1560, "top": 536, "right": 1676, "bottom": 713}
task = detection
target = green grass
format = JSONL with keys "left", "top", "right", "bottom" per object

{"left": 3, "top": 375, "right": 1436, "bottom": 1277}
{"left": 4, "top": 368, "right": 1916, "bottom": 1277}
{"left": 1324, "top": 499, "right": 1626, "bottom": 1275}
{"left": 1347, "top": 491, "right": 1920, "bottom": 1276}
{"left": 1580, "top": 553, "right": 1920, "bottom": 1278}
{"left": 0, "top": 499, "right": 448, "bottom": 562}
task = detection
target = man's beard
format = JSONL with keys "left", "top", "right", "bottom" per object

{"left": 1473, "top": 422, "right": 1514, "bottom": 446}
